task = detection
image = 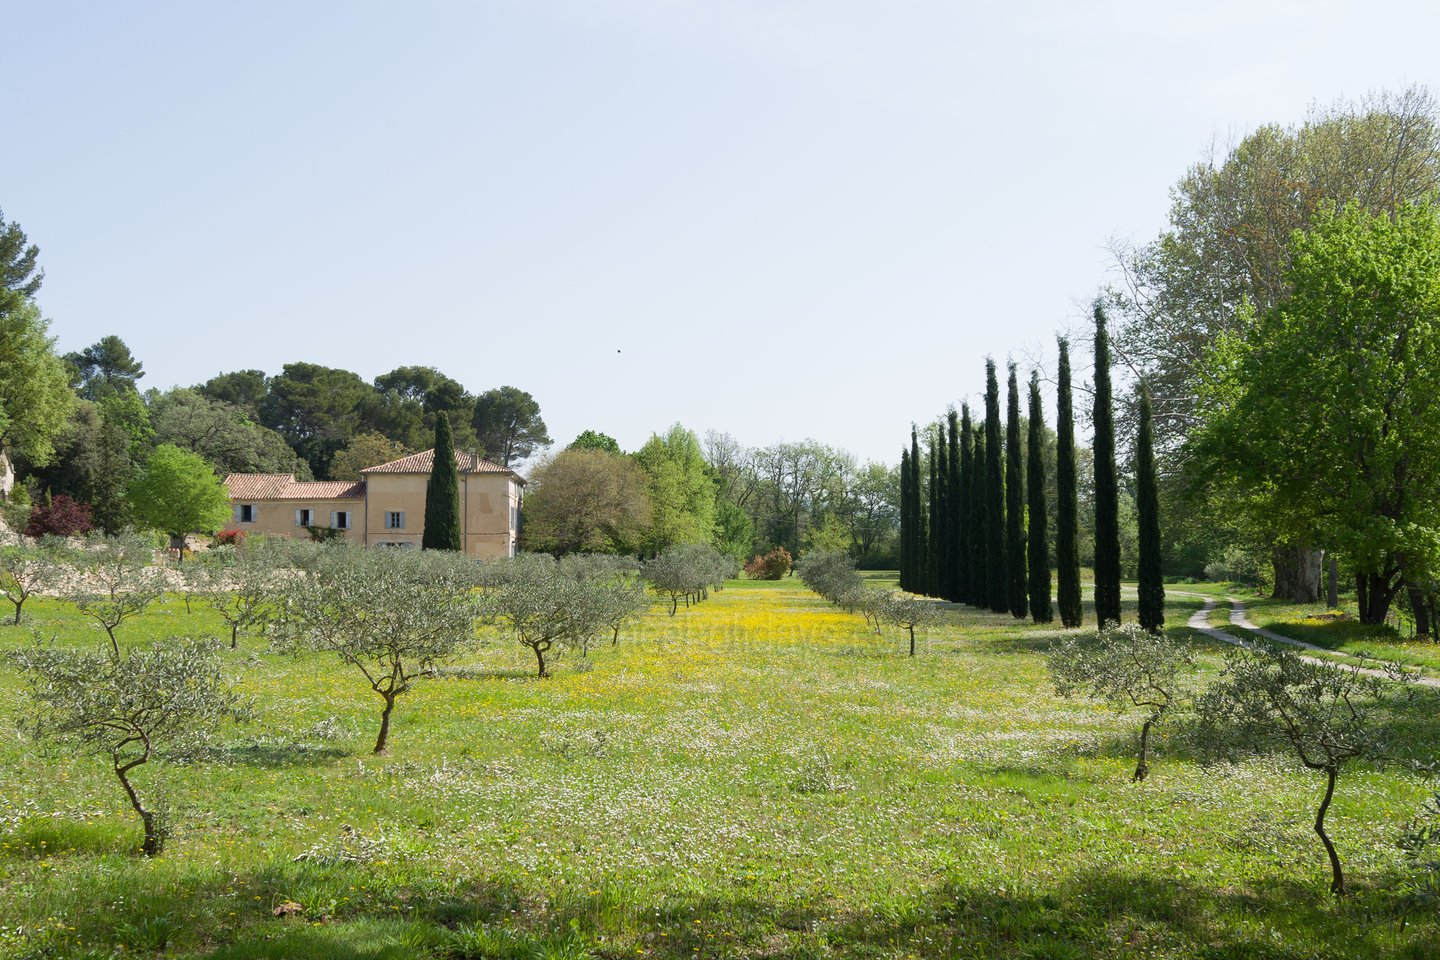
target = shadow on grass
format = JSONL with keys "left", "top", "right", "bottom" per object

{"left": 205, "top": 739, "right": 353, "bottom": 769}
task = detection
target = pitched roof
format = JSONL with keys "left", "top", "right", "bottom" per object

{"left": 361, "top": 449, "right": 524, "bottom": 482}
{"left": 223, "top": 474, "right": 367, "bottom": 501}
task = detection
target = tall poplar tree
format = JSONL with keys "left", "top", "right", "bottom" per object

{"left": 1055, "top": 337, "right": 1083, "bottom": 627}
{"left": 969, "top": 424, "right": 988, "bottom": 607}
{"left": 946, "top": 409, "right": 962, "bottom": 602}
{"left": 957, "top": 404, "right": 974, "bottom": 605}
{"left": 422, "top": 413, "right": 462, "bottom": 551}
{"left": 1092, "top": 303, "right": 1123, "bottom": 626}
{"left": 1004, "top": 364, "right": 1028, "bottom": 619}
{"left": 1027, "top": 370, "right": 1053, "bottom": 623}
{"left": 1136, "top": 386, "right": 1165, "bottom": 632}
{"left": 984, "top": 360, "right": 1007, "bottom": 614}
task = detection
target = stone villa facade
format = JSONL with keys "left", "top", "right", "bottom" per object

{"left": 223, "top": 449, "right": 524, "bottom": 559}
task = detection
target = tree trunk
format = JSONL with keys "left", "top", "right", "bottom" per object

{"left": 373, "top": 694, "right": 395, "bottom": 754}
{"left": 1133, "top": 719, "right": 1152, "bottom": 782}
{"left": 1357, "top": 571, "right": 1399, "bottom": 624}
{"left": 1271, "top": 545, "right": 1322, "bottom": 602}
{"left": 11, "top": 599, "right": 21, "bottom": 625}
{"left": 1315, "top": 765, "right": 1345, "bottom": 896}
{"left": 908, "top": 626, "right": 916, "bottom": 657}
{"left": 231, "top": 623, "right": 239, "bottom": 649}
{"left": 533, "top": 643, "right": 549, "bottom": 678}
{"left": 1326, "top": 554, "right": 1339, "bottom": 610}
{"left": 114, "top": 762, "right": 163, "bottom": 857}
{"left": 1407, "top": 585, "right": 1432, "bottom": 640}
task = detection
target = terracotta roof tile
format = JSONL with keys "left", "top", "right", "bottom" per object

{"left": 223, "top": 474, "right": 367, "bottom": 501}
{"left": 361, "top": 449, "right": 523, "bottom": 482}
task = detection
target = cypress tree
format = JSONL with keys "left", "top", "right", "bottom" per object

{"left": 928, "top": 430, "right": 941, "bottom": 597}
{"left": 984, "top": 360, "right": 1007, "bottom": 614}
{"left": 957, "top": 404, "right": 973, "bottom": 605}
{"left": 947, "top": 409, "right": 961, "bottom": 602}
{"left": 1027, "top": 370, "right": 1053, "bottom": 623}
{"left": 899, "top": 447, "right": 912, "bottom": 592}
{"left": 1005, "top": 363, "right": 1028, "bottom": 619}
{"left": 969, "top": 423, "right": 988, "bottom": 607}
{"left": 422, "top": 412, "right": 463, "bottom": 551}
{"left": 1055, "top": 337, "right": 1082, "bottom": 627}
{"left": 911, "top": 427, "right": 927, "bottom": 593}
{"left": 1092, "top": 303, "right": 1122, "bottom": 626}
{"left": 1136, "top": 386, "right": 1165, "bottom": 632}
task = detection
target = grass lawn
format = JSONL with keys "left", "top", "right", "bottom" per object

{"left": 1, "top": 578, "right": 1437, "bottom": 959}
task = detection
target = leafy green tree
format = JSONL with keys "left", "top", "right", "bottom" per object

{"left": 14, "top": 637, "right": 244, "bottom": 856}
{"left": 259, "top": 363, "right": 379, "bottom": 479}
{"left": 1027, "top": 371, "right": 1053, "bottom": 623}
{"left": 1048, "top": 622, "right": 1192, "bottom": 782}
{"left": 274, "top": 546, "right": 481, "bottom": 752}
{"left": 128, "top": 444, "right": 233, "bottom": 555}
{"left": 521, "top": 447, "right": 652, "bottom": 556}
{"left": 1092, "top": 304, "right": 1122, "bottom": 626}
{"left": 984, "top": 360, "right": 1006, "bottom": 613}
{"left": 329, "top": 432, "right": 409, "bottom": 481}
{"left": 472, "top": 385, "right": 551, "bottom": 467}
{"left": 569, "top": 430, "right": 622, "bottom": 456}
{"left": 25, "top": 400, "right": 135, "bottom": 534}
{"left": 634, "top": 424, "right": 715, "bottom": 553}
{"left": 480, "top": 554, "right": 616, "bottom": 675}
{"left": 1135, "top": 388, "right": 1165, "bottom": 632}
{"left": 795, "top": 548, "right": 863, "bottom": 607}
{"left": 1005, "top": 364, "right": 1027, "bottom": 618}
{"left": 642, "top": 542, "right": 732, "bottom": 614}
{"left": 1055, "top": 337, "right": 1082, "bottom": 627}
{"left": 373, "top": 365, "right": 478, "bottom": 451}
{"left": 1193, "top": 202, "right": 1440, "bottom": 626}
{"left": 65, "top": 335, "right": 145, "bottom": 400}
{"left": 0, "top": 298, "right": 72, "bottom": 468}
{"left": 196, "top": 369, "right": 268, "bottom": 417}
{"left": 0, "top": 206, "right": 43, "bottom": 297}
{"left": 422, "top": 414, "right": 462, "bottom": 551}
{"left": 148, "top": 388, "right": 308, "bottom": 478}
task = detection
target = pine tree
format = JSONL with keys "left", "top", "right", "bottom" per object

{"left": 1005, "top": 364, "right": 1028, "bottom": 619}
{"left": 422, "top": 412, "right": 463, "bottom": 551}
{"left": 1055, "top": 337, "right": 1083, "bottom": 627}
{"left": 946, "top": 409, "right": 961, "bottom": 602}
{"left": 899, "top": 447, "right": 912, "bottom": 592}
{"left": 957, "top": 404, "right": 973, "bottom": 605}
{"left": 1092, "top": 303, "right": 1122, "bottom": 626}
{"left": 969, "top": 423, "right": 988, "bottom": 607}
{"left": 984, "top": 359, "right": 1006, "bottom": 613}
{"left": 1136, "top": 386, "right": 1165, "bottom": 632}
{"left": 1027, "top": 370, "right": 1053, "bottom": 623}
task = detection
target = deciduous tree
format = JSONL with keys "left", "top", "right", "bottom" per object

{"left": 128, "top": 444, "right": 233, "bottom": 555}
{"left": 522, "top": 447, "right": 652, "bottom": 556}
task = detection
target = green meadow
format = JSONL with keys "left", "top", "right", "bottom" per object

{"left": 1, "top": 579, "right": 1437, "bottom": 959}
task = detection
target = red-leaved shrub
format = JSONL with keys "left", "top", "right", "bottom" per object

{"left": 24, "top": 495, "right": 93, "bottom": 537}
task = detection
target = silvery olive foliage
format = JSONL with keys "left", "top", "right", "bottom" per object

{"left": 13, "top": 636, "right": 245, "bottom": 856}
{"left": 272, "top": 544, "right": 482, "bottom": 754}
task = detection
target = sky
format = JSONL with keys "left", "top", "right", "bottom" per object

{"left": 5, "top": 1, "right": 1439, "bottom": 468}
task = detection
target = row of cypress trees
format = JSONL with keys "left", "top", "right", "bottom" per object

{"left": 898, "top": 304, "right": 1165, "bottom": 631}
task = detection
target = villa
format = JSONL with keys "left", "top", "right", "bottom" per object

{"left": 223, "top": 449, "right": 523, "bottom": 558}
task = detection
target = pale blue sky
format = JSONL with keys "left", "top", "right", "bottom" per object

{"left": 5, "top": 1, "right": 1437, "bottom": 466}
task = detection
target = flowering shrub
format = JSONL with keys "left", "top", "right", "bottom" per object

{"left": 743, "top": 546, "right": 792, "bottom": 580}
{"left": 213, "top": 530, "right": 246, "bottom": 547}
{"left": 24, "top": 495, "right": 92, "bottom": 538}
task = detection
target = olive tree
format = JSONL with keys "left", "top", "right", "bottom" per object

{"left": 62, "top": 532, "right": 164, "bottom": 657}
{"left": 185, "top": 538, "right": 283, "bottom": 648}
{"left": 880, "top": 591, "right": 943, "bottom": 657}
{"left": 795, "top": 549, "right": 863, "bottom": 606}
{"left": 273, "top": 545, "right": 481, "bottom": 753}
{"left": 0, "top": 532, "right": 65, "bottom": 624}
{"left": 13, "top": 637, "right": 244, "bottom": 856}
{"left": 643, "top": 543, "right": 729, "bottom": 614}
{"left": 481, "top": 558, "right": 598, "bottom": 676}
{"left": 1197, "top": 646, "right": 1416, "bottom": 895}
{"left": 1047, "top": 622, "right": 1193, "bottom": 782}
